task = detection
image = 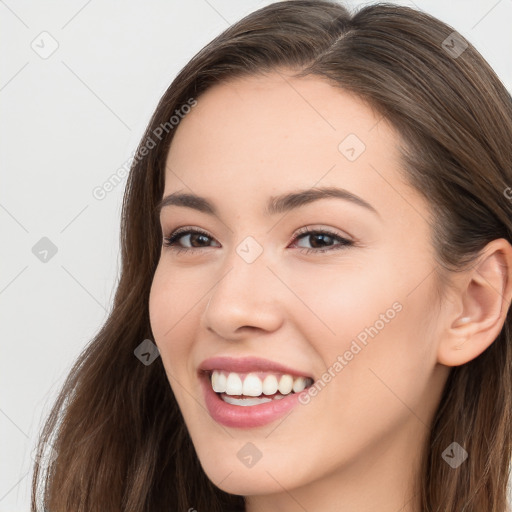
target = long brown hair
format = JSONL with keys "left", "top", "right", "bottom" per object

{"left": 31, "top": 1, "right": 512, "bottom": 510}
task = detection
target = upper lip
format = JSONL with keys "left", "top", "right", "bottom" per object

{"left": 198, "top": 356, "right": 313, "bottom": 379}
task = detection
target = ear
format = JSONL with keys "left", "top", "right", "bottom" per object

{"left": 437, "top": 238, "right": 512, "bottom": 367}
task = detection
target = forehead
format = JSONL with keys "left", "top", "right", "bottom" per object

{"left": 162, "top": 71, "right": 427, "bottom": 226}
{"left": 167, "top": 71, "right": 396, "bottom": 161}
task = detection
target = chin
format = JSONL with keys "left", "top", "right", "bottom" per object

{"left": 200, "top": 458, "right": 286, "bottom": 496}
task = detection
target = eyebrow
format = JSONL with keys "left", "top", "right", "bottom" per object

{"left": 155, "top": 186, "right": 380, "bottom": 218}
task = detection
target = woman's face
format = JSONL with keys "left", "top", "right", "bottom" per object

{"left": 149, "top": 71, "right": 451, "bottom": 501}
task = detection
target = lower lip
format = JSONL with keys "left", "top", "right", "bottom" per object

{"left": 199, "top": 373, "right": 308, "bottom": 428}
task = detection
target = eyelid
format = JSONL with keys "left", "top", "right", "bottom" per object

{"left": 163, "top": 224, "right": 352, "bottom": 241}
{"left": 292, "top": 225, "right": 354, "bottom": 242}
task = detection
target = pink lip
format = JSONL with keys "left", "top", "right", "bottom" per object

{"left": 198, "top": 356, "right": 313, "bottom": 379}
{"left": 199, "top": 372, "right": 309, "bottom": 428}
{"left": 198, "top": 356, "right": 313, "bottom": 429}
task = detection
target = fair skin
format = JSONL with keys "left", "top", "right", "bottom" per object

{"left": 148, "top": 70, "right": 512, "bottom": 512}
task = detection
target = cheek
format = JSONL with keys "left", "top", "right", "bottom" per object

{"left": 148, "top": 265, "right": 167, "bottom": 342}
{"left": 149, "top": 264, "right": 206, "bottom": 380}
{"left": 284, "top": 258, "right": 403, "bottom": 355}
{"left": 289, "top": 256, "right": 437, "bottom": 411}
{"left": 149, "top": 263, "right": 196, "bottom": 338}
{"left": 148, "top": 265, "right": 195, "bottom": 367}
{"left": 149, "top": 267, "right": 202, "bottom": 417}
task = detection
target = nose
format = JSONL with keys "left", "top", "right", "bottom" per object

{"left": 201, "top": 248, "right": 284, "bottom": 341}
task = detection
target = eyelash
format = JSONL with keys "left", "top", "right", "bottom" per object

{"left": 162, "top": 226, "right": 354, "bottom": 254}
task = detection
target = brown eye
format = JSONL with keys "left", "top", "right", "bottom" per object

{"left": 163, "top": 228, "right": 220, "bottom": 252}
{"left": 291, "top": 228, "right": 353, "bottom": 254}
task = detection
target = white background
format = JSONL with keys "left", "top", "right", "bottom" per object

{"left": 1, "top": 0, "right": 511, "bottom": 509}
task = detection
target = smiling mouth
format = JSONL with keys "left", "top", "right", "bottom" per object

{"left": 208, "top": 370, "right": 314, "bottom": 406}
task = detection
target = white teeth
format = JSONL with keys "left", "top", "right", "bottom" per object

{"left": 210, "top": 370, "right": 312, "bottom": 398}
{"left": 225, "top": 372, "right": 243, "bottom": 395}
{"left": 242, "top": 373, "right": 263, "bottom": 396}
{"left": 262, "top": 375, "right": 278, "bottom": 395}
{"left": 278, "top": 374, "right": 294, "bottom": 395}
{"left": 211, "top": 370, "right": 227, "bottom": 393}
{"left": 222, "top": 395, "right": 272, "bottom": 406}
{"left": 292, "top": 376, "right": 307, "bottom": 392}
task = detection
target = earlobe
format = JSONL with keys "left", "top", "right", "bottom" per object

{"left": 437, "top": 238, "right": 512, "bottom": 367}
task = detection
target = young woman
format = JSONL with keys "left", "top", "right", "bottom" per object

{"left": 32, "top": 1, "right": 512, "bottom": 511}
